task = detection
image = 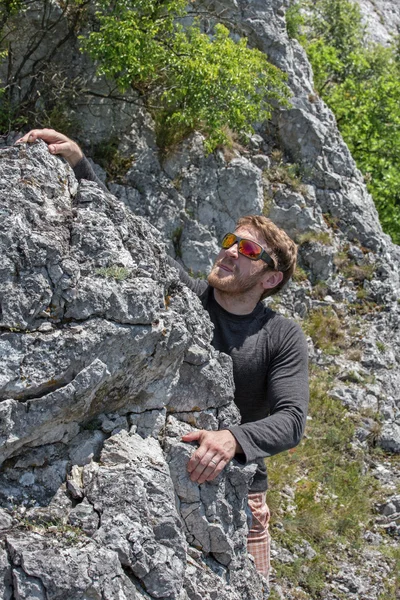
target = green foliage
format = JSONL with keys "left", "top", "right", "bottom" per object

{"left": 172, "top": 226, "right": 183, "bottom": 258}
{"left": 378, "top": 546, "right": 400, "bottom": 599}
{"left": 311, "top": 280, "right": 328, "bottom": 299}
{"left": 285, "top": 3, "right": 304, "bottom": 40}
{"left": 293, "top": 0, "right": 400, "bottom": 243}
{"left": 0, "top": 0, "right": 24, "bottom": 18}
{"left": 81, "top": 0, "right": 291, "bottom": 152}
{"left": 292, "top": 265, "right": 308, "bottom": 282}
{"left": 264, "top": 155, "right": 308, "bottom": 194}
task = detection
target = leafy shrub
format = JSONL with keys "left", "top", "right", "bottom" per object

{"left": 285, "top": 3, "right": 305, "bottom": 41}
{"left": 81, "top": 0, "right": 291, "bottom": 152}
{"left": 290, "top": 0, "right": 400, "bottom": 243}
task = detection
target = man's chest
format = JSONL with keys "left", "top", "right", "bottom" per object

{"left": 209, "top": 314, "right": 271, "bottom": 407}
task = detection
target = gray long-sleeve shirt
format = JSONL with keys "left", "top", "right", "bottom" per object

{"left": 73, "top": 157, "right": 309, "bottom": 492}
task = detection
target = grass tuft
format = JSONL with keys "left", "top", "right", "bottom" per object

{"left": 297, "top": 231, "right": 331, "bottom": 246}
{"left": 267, "top": 364, "right": 381, "bottom": 593}
{"left": 96, "top": 266, "right": 130, "bottom": 281}
{"left": 303, "top": 307, "right": 345, "bottom": 354}
{"left": 293, "top": 266, "right": 309, "bottom": 283}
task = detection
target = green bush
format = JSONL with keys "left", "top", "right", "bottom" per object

{"left": 290, "top": 0, "right": 400, "bottom": 243}
{"left": 81, "top": 0, "right": 291, "bottom": 152}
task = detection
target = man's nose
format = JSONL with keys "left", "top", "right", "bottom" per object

{"left": 224, "top": 243, "right": 239, "bottom": 259}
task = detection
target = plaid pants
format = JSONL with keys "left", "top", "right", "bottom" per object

{"left": 247, "top": 492, "right": 271, "bottom": 578}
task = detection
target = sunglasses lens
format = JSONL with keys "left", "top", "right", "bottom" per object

{"left": 221, "top": 233, "right": 237, "bottom": 249}
{"left": 239, "top": 239, "right": 262, "bottom": 259}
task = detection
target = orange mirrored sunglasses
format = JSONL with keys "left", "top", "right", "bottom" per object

{"left": 221, "top": 233, "right": 275, "bottom": 268}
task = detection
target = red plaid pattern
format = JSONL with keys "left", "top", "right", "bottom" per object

{"left": 247, "top": 492, "right": 271, "bottom": 578}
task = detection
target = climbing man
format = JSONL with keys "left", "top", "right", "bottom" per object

{"left": 16, "top": 129, "right": 309, "bottom": 581}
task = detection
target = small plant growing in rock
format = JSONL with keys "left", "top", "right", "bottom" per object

{"left": 297, "top": 231, "right": 331, "bottom": 246}
{"left": 263, "top": 190, "right": 273, "bottom": 217}
{"left": 334, "top": 251, "right": 376, "bottom": 283}
{"left": 264, "top": 160, "right": 307, "bottom": 194}
{"left": 172, "top": 226, "right": 183, "bottom": 259}
{"left": 96, "top": 266, "right": 130, "bottom": 280}
{"left": 356, "top": 287, "right": 368, "bottom": 300}
{"left": 303, "top": 307, "right": 345, "bottom": 354}
{"left": 323, "top": 212, "right": 340, "bottom": 231}
{"left": 216, "top": 126, "right": 246, "bottom": 163}
{"left": 346, "top": 348, "right": 363, "bottom": 362}
{"left": 93, "top": 138, "right": 133, "bottom": 183}
{"left": 311, "top": 281, "right": 329, "bottom": 299}
{"left": 376, "top": 341, "right": 386, "bottom": 353}
{"left": 366, "top": 419, "right": 382, "bottom": 448}
{"left": 292, "top": 266, "right": 309, "bottom": 283}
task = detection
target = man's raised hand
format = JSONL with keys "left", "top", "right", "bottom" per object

{"left": 16, "top": 128, "right": 83, "bottom": 167}
{"left": 182, "top": 429, "right": 243, "bottom": 484}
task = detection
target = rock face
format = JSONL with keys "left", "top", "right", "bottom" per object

{"left": 0, "top": 142, "right": 265, "bottom": 599}
{"left": 355, "top": 0, "right": 400, "bottom": 44}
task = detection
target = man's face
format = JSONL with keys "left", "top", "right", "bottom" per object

{"left": 208, "top": 226, "right": 270, "bottom": 295}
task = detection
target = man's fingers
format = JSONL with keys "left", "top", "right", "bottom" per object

{"left": 16, "top": 129, "right": 48, "bottom": 144}
{"left": 15, "top": 128, "right": 67, "bottom": 145}
{"left": 188, "top": 450, "right": 220, "bottom": 481}
{"left": 15, "top": 129, "right": 83, "bottom": 167}
{"left": 186, "top": 446, "right": 208, "bottom": 473}
{"left": 181, "top": 431, "right": 201, "bottom": 442}
{"left": 48, "top": 143, "right": 67, "bottom": 155}
{"left": 182, "top": 429, "right": 237, "bottom": 483}
{"left": 15, "top": 130, "right": 36, "bottom": 144}
{"left": 197, "top": 457, "right": 229, "bottom": 484}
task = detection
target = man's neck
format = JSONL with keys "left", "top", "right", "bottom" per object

{"left": 213, "top": 288, "right": 260, "bottom": 315}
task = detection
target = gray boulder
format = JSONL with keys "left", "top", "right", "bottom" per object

{"left": 0, "top": 142, "right": 264, "bottom": 599}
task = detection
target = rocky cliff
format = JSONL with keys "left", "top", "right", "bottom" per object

{"left": 0, "top": 141, "right": 266, "bottom": 599}
{"left": 1, "top": 0, "right": 400, "bottom": 599}
{"left": 355, "top": 0, "right": 400, "bottom": 44}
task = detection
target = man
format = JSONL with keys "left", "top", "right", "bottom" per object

{"left": 16, "top": 129, "right": 309, "bottom": 579}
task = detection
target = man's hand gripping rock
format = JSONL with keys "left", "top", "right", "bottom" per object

{"left": 182, "top": 429, "right": 243, "bottom": 484}
{"left": 16, "top": 128, "right": 83, "bottom": 167}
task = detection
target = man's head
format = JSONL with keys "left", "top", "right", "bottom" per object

{"left": 208, "top": 215, "right": 297, "bottom": 300}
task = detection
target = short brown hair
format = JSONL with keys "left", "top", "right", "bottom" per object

{"left": 235, "top": 215, "right": 297, "bottom": 299}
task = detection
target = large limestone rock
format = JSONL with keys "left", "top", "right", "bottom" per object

{"left": 0, "top": 142, "right": 267, "bottom": 600}
{"left": 355, "top": 0, "right": 400, "bottom": 45}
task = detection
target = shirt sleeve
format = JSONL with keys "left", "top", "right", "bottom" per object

{"left": 229, "top": 321, "right": 309, "bottom": 461}
{"left": 73, "top": 156, "right": 109, "bottom": 193}
{"left": 166, "top": 255, "right": 209, "bottom": 297}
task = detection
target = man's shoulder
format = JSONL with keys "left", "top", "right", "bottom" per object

{"left": 258, "top": 304, "right": 306, "bottom": 344}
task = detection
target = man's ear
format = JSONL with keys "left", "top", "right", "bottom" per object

{"left": 261, "top": 270, "right": 283, "bottom": 291}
